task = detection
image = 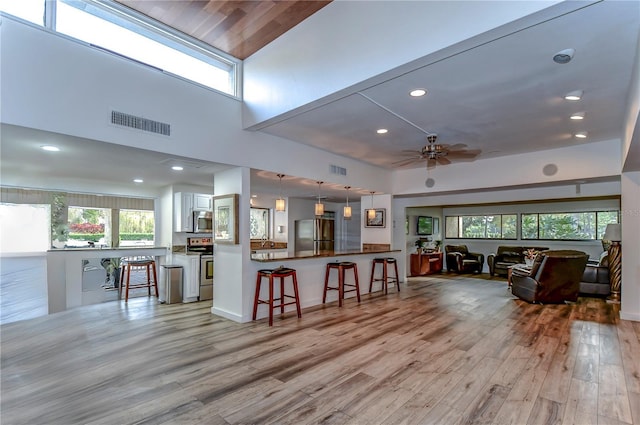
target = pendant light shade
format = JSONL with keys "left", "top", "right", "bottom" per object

{"left": 367, "top": 191, "right": 376, "bottom": 219}
{"left": 275, "top": 174, "right": 286, "bottom": 212}
{"left": 343, "top": 186, "right": 352, "bottom": 219}
{"left": 315, "top": 181, "right": 324, "bottom": 216}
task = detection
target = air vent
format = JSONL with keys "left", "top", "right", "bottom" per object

{"left": 330, "top": 164, "right": 347, "bottom": 176}
{"left": 111, "top": 110, "right": 171, "bottom": 136}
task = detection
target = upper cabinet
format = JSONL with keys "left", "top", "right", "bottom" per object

{"left": 174, "top": 192, "right": 212, "bottom": 232}
{"left": 193, "top": 193, "right": 213, "bottom": 211}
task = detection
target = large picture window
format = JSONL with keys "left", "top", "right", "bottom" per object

{"left": 1, "top": 0, "right": 239, "bottom": 96}
{"left": 522, "top": 211, "right": 619, "bottom": 240}
{"left": 445, "top": 214, "right": 517, "bottom": 239}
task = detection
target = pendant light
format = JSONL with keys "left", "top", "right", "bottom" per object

{"left": 275, "top": 174, "right": 286, "bottom": 212}
{"left": 315, "top": 181, "right": 324, "bottom": 216}
{"left": 343, "top": 186, "right": 352, "bottom": 219}
{"left": 367, "top": 191, "right": 376, "bottom": 220}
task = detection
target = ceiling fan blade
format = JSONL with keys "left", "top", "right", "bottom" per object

{"left": 437, "top": 157, "right": 452, "bottom": 166}
{"left": 392, "top": 157, "right": 422, "bottom": 166}
{"left": 448, "top": 150, "right": 481, "bottom": 159}
{"left": 441, "top": 143, "right": 468, "bottom": 151}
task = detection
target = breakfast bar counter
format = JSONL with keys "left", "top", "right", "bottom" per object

{"left": 247, "top": 248, "right": 402, "bottom": 322}
{"left": 251, "top": 248, "right": 400, "bottom": 262}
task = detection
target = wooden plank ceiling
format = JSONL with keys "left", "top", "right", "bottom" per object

{"left": 114, "top": 0, "right": 332, "bottom": 60}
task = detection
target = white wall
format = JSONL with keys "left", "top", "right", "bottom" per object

{"left": 0, "top": 18, "right": 392, "bottom": 197}
{"left": 620, "top": 172, "right": 640, "bottom": 321}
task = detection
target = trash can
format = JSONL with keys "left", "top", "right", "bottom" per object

{"left": 160, "top": 265, "right": 183, "bottom": 304}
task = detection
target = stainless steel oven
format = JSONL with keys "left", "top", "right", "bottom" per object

{"left": 187, "top": 237, "right": 213, "bottom": 301}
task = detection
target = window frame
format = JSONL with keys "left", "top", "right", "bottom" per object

{"left": 445, "top": 214, "right": 518, "bottom": 240}
{"left": 521, "top": 210, "right": 620, "bottom": 241}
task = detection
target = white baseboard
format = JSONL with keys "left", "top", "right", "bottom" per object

{"left": 620, "top": 310, "right": 640, "bottom": 322}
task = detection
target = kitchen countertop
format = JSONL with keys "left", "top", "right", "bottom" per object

{"left": 251, "top": 249, "right": 400, "bottom": 262}
{"left": 48, "top": 246, "right": 168, "bottom": 252}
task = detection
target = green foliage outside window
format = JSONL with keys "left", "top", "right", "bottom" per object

{"left": 522, "top": 211, "right": 619, "bottom": 240}
{"left": 447, "top": 214, "right": 517, "bottom": 239}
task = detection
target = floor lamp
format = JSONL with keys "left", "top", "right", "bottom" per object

{"left": 603, "top": 223, "right": 622, "bottom": 304}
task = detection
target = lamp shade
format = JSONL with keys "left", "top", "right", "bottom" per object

{"left": 603, "top": 223, "right": 621, "bottom": 241}
{"left": 367, "top": 208, "right": 376, "bottom": 219}
{"left": 275, "top": 198, "right": 286, "bottom": 212}
{"left": 315, "top": 202, "right": 324, "bottom": 216}
{"left": 343, "top": 205, "right": 352, "bottom": 219}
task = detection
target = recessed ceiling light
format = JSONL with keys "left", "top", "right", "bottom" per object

{"left": 564, "top": 90, "right": 583, "bottom": 101}
{"left": 570, "top": 112, "right": 585, "bottom": 120}
{"left": 171, "top": 166, "right": 184, "bottom": 171}
{"left": 575, "top": 132, "right": 588, "bottom": 139}
{"left": 41, "top": 145, "right": 60, "bottom": 152}
{"left": 553, "top": 48, "right": 575, "bottom": 64}
{"left": 377, "top": 128, "right": 388, "bottom": 134}
{"left": 133, "top": 178, "right": 144, "bottom": 183}
{"left": 409, "top": 89, "right": 426, "bottom": 97}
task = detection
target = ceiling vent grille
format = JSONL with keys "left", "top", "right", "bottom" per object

{"left": 330, "top": 164, "right": 347, "bottom": 176}
{"left": 111, "top": 110, "right": 171, "bottom": 136}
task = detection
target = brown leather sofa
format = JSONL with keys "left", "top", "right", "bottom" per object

{"left": 511, "top": 250, "right": 588, "bottom": 304}
{"left": 445, "top": 244, "right": 484, "bottom": 274}
{"left": 580, "top": 252, "right": 610, "bottom": 296}
{"left": 487, "top": 245, "right": 549, "bottom": 277}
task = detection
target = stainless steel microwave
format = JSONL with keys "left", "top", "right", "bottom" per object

{"left": 193, "top": 211, "right": 213, "bottom": 233}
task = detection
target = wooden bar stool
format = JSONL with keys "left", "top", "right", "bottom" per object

{"left": 369, "top": 257, "right": 400, "bottom": 294}
{"left": 323, "top": 261, "right": 361, "bottom": 307}
{"left": 119, "top": 256, "right": 159, "bottom": 302}
{"left": 253, "top": 267, "right": 301, "bottom": 326}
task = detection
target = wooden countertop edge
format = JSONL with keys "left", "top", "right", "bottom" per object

{"left": 251, "top": 249, "right": 401, "bottom": 262}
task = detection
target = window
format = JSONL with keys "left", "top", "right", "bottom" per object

{"left": 250, "top": 208, "right": 270, "bottom": 239}
{"left": 0, "top": 203, "right": 50, "bottom": 253}
{"left": 522, "top": 211, "right": 619, "bottom": 240}
{"left": 445, "top": 214, "right": 517, "bottom": 239}
{"left": 68, "top": 207, "right": 111, "bottom": 247}
{"left": 119, "top": 209, "right": 154, "bottom": 246}
{"left": 0, "top": 0, "right": 45, "bottom": 26}
{"left": 1, "top": 0, "right": 239, "bottom": 96}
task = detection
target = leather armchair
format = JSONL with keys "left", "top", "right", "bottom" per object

{"left": 487, "top": 245, "right": 549, "bottom": 277}
{"left": 511, "top": 250, "right": 588, "bottom": 304}
{"left": 580, "top": 252, "right": 610, "bottom": 296}
{"left": 445, "top": 244, "right": 484, "bottom": 274}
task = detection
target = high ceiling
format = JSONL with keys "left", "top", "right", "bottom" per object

{"left": 114, "top": 0, "right": 331, "bottom": 60}
{"left": 1, "top": 1, "right": 639, "bottom": 202}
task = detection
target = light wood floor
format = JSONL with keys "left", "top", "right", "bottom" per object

{"left": 1, "top": 274, "right": 639, "bottom": 425}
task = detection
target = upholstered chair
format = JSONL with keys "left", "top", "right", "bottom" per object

{"left": 444, "top": 244, "right": 484, "bottom": 274}
{"left": 511, "top": 250, "right": 589, "bottom": 304}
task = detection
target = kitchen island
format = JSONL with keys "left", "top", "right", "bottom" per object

{"left": 46, "top": 246, "right": 168, "bottom": 314}
{"left": 247, "top": 248, "right": 401, "bottom": 322}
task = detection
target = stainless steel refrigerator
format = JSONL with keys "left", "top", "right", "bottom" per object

{"left": 295, "top": 219, "right": 335, "bottom": 252}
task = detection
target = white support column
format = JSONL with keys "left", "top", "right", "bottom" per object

{"left": 620, "top": 171, "right": 640, "bottom": 322}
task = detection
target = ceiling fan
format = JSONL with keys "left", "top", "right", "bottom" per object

{"left": 394, "top": 134, "right": 481, "bottom": 169}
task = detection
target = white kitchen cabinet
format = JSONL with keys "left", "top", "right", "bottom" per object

{"left": 193, "top": 193, "right": 212, "bottom": 211}
{"left": 174, "top": 192, "right": 194, "bottom": 232}
{"left": 172, "top": 254, "right": 199, "bottom": 302}
{"left": 174, "top": 192, "right": 212, "bottom": 232}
